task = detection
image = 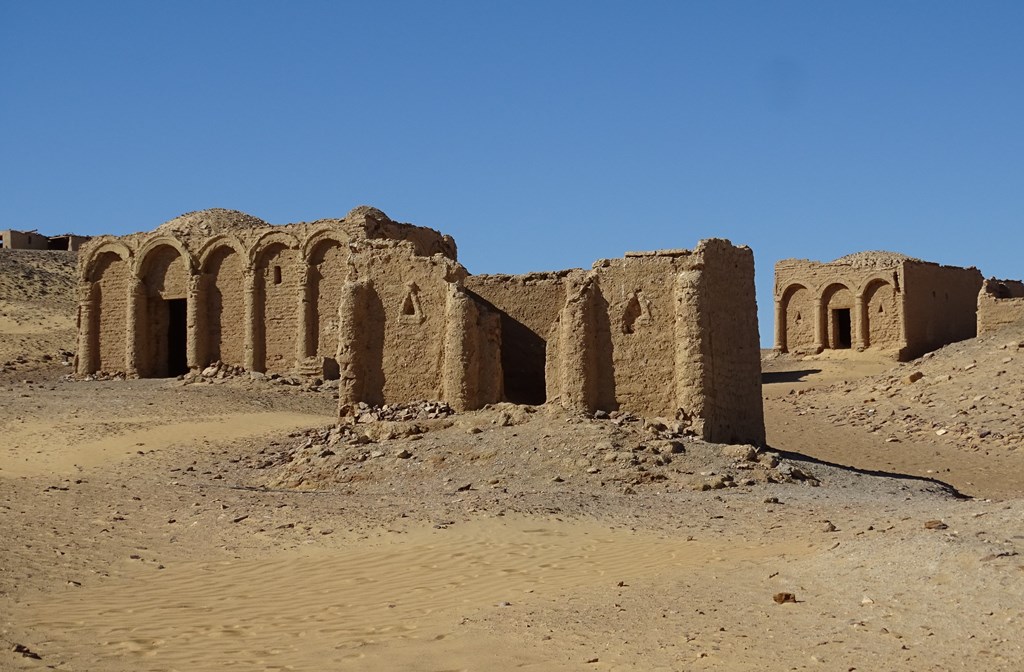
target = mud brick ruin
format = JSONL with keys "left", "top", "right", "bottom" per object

{"left": 977, "top": 278, "right": 1024, "bottom": 335}
{"left": 74, "top": 207, "right": 764, "bottom": 444}
{"left": 774, "top": 252, "right": 982, "bottom": 360}
{"left": 1, "top": 229, "right": 90, "bottom": 251}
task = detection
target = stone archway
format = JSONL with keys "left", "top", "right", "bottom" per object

{"left": 137, "top": 244, "right": 190, "bottom": 377}
{"left": 821, "top": 283, "right": 854, "bottom": 350}
{"left": 863, "top": 279, "right": 900, "bottom": 350}
{"left": 781, "top": 284, "right": 814, "bottom": 352}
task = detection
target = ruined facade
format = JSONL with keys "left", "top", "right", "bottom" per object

{"left": 1, "top": 229, "right": 90, "bottom": 251}
{"left": 977, "top": 278, "right": 1024, "bottom": 335}
{"left": 774, "top": 252, "right": 982, "bottom": 360}
{"left": 77, "top": 208, "right": 764, "bottom": 444}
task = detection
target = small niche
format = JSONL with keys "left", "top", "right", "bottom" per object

{"left": 399, "top": 282, "right": 424, "bottom": 324}
{"left": 273, "top": 266, "right": 282, "bottom": 285}
{"left": 621, "top": 291, "right": 650, "bottom": 334}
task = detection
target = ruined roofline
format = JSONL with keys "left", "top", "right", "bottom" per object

{"left": 84, "top": 205, "right": 457, "bottom": 263}
{"left": 776, "top": 250, "right": 980, "bottom": 274}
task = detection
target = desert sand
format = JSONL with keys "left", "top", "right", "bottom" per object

{"left": 2, "top": 249, "right": 1023, "bottom": 671}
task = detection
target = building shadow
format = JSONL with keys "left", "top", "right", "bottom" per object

{"left": 761, "top": 369, "right": 822, "bottom": 384}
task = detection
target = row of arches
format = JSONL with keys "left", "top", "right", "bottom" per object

{"left": 78, "top": 230, "right": 353, "bottom": 377}
{"left": 775, "top": 276, "right": 902, "bottom": 353}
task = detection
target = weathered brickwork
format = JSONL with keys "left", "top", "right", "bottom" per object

{"left": 77, "top": 207, "right": 764, "bottom": 444}
{"left": 774, "top": 252, "right": 982, "bottom": 360}
{"left": 978, "top": 278, "right": 1024, "bottom": 335}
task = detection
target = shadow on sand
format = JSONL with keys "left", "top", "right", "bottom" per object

{"left": 767, "top": 446, "right": 970, "bottom": 500}
{"left": 761, "top": 369, "right": 822, "bottom": 384}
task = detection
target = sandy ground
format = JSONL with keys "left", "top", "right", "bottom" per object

{"left": 2, "top": 253, "right": 1023, "bottom": 671}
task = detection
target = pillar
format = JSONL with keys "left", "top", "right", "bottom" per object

{"left": 674, "top": 269, "right": 709, "bottom": 437}
{"left": 243, "top": 267, "right": 259, "bottom": 371}
{"left": 855, "top": 294, "right": 868, "bottom": 349}
{"left": 558, "top": 277, "right": 595, "bottom": 411}
{"left": 126, "top": 275, "right": 144, "bottom": 376}
{"left": 336, "top": 280, "right": 367, "bottom": 406}
{"left": 814, "top": 298, "right": 827, "bottom": 350}
{"left": 295, "top": 262, "right": 313, "bottom": 363}
{"left": 186, "top": 272, "right": 203, "bottom": 370}
{"left": 773, "top": 298, "right": 785, "bottom": 351}
{"left": 77, "top": 286, "right": 96, "bottom": 376}
{"left": 442, "top": 286, "right": 478, "bottom": 411}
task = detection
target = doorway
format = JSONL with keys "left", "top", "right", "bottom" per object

{"left": 833, "top": 308, "right": 852, "bottom": 349}
{"left": 166, "top": 299, "right": 188, "bottom": 376}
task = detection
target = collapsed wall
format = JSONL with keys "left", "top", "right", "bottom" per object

{"left": 978, "top": 278, "right": 1024, "bottom": 335}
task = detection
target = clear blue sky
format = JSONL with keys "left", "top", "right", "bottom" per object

{"left": 3, "top": 1, "right": 1022, "bottom": 345}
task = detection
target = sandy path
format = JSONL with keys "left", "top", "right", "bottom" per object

{"left": 0, "top": 411, "right": 333, "bottom": 477}
{"left": 13, "top": 516, "right": 804, "bottom": 671}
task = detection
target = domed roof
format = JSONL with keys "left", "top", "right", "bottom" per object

{"left": 831, "top": 250, "right": 919, "bottom": 268}
{"left": 156, "top": 208, "right": 269, "bottom": 238}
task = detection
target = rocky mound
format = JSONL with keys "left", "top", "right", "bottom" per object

{"left": 778, "top": 327, "right": 1024, "bottom": 453}
{"left": 253, "top": 404, "right": 819, "bottom": 496}
{"left": 831, "top": 250, "right": 919, "bottom": 268}
{"left": 155, "top": 208, "right": 269, "bottom": 239}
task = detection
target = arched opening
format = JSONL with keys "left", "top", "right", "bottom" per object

{"left": 308, "top": 239, "right": 348, "bottom": 379}
{"left": 781, "top": 284, "right": 813, "bottom": 351}
{"left": 255, "top": 242, "right": 299, "bottom": 374}
{"left": 90, "top": 251, "right": 129, "bottom": 373}
{"left": 203, "top": 246, "right": 245, "bottom": 367}
{"left": 138, "top": 244, "right": 190, "bottom": 377}
{"left": 863, "top": 279, "right": 899, "bottom": 350}
{"left": 822, "top": 283, "right": 853, "bottom": 350}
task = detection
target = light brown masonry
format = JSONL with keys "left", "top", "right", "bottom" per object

{"left": 77, "top": 207, "right": 764, "bottom": 445}
{"left": 774, "top": 251, "right": 982, "bottom": 361}
{"left": 978, "top": 278, "right": 1024, "bottom": 335}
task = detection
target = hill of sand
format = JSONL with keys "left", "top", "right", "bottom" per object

{"left": 0, "top": 250, "right": 77, "bottom": 369}
{"left": 2, "top": 261, "right": 1024, "bottom": 671}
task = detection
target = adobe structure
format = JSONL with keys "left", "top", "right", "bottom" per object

{"left": 75, "top": 207, "right": 764, "bottom": 445}
{"left": 977, "top": 278, "right": 1024, "bottom": 335}
{"left": 1, "top": 229, "right": 90, "bottom": 251}
{"left": 774, "top": 252, "right": 983, "bottom": 361}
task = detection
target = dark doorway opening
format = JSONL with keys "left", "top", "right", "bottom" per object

{"left": 167, "top": 299, "right": 189, "bottom": 376}
{"left": 499, "top": 315, "right": 547, "bottom": 405}
{"left": 834, "top": 308, "right": 852, "bottom": 349}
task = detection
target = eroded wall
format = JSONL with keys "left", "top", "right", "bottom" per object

{"left": 544, "top": 241, "right": 764, "bottom": 445}
{"left": 978, "top": 278, "right": 1024, "bottom": 335}
{"left": 465, "top": 272, "right": 570, "bottom": 404}
{"left": 902, "top": 262, "right": 982, "bottom": 358}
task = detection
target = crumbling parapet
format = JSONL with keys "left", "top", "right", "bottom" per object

{"left": 978, "top": 278, "right": 1024, "bottom": 335}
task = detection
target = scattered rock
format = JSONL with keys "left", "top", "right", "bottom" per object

{"left": 773, "top": 592, "right": 797, "bottom": 604}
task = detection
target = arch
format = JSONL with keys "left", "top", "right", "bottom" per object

{"left": 90, "top": 249, "right": 131, "bottom": 373}
{"left": 82, "top": 239, "right": 133, "bottom": 282}
{"left": 862, "top": 278, "right": 900, "bottom": 350}
{"left": 306, "top": 236, "right": 351, "bottom": 374}
{"left": 135, "top": 235, "right": 196, "bottom": 277}
{"left": 249, "top": 230, "right": 300, "bottom": 267}
{"left": 253, "top": 238, "right": 301, "bottom": 373}
{"left": 821, "top": 282, "right": 854, "bottom": 350}
{"left": 197, "top": 234, "right": 247, "bottom": 270}
{"left": 137, "top": 242, "right": 191, "bottom": 377}
{"left": 779, "top": 283, "right": 814, "bottom": 352}
{"left": 302, "top": 227, "right": 350, "bottom": 263}
{"left": 202, "top": 243, "right": 246, "bottom": 367}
